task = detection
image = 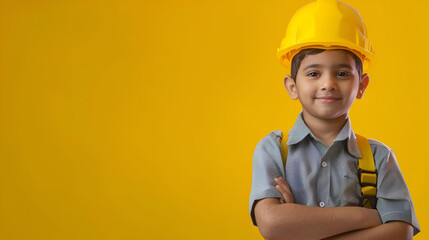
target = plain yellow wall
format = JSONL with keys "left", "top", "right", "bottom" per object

{"left": 0, "top": 0, "right": 427, "bottom": 239}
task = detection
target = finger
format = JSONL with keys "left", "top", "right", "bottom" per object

{"left": 275, "top": 184, "right": 290, "bottom": 202}
{"left": 275, "top": 178, "right": 290, "bottom": 195}
{"left": 278, "top": 177, "right": 292, "bottom": 190}
{"left": 275, "top": 178, "right": 295, "bottom": 203}
{"left": 275, "top": 177, "right": 292, "bottom": 194}
{"left": 277, "top": 178, "right": 293, "bottom": 196}
{"left": 276, "top": 184, "right": 294, "bottom": 203}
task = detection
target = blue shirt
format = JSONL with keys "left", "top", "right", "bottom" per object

{"left": 249, "top": 112, "right": 420, "bottom": 236}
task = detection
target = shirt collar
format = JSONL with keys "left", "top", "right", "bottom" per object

{"left": 287, "top": 112, "right": 362, "bottom": 158}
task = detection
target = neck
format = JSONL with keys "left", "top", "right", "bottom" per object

{"left": 301, "top": 112, "right": 348, "bottom": 147}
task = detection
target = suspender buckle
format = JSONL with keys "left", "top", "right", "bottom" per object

{"left": 358, "top": 168, "right": 377, "bottom": 187}
{"left": 358, "top": 169, "right": 378, "bottom": 208}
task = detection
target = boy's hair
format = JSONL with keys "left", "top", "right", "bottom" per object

{"left": 290, "top": 48, "right": 363, "bottom": 81}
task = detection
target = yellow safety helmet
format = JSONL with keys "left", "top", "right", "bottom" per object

{"left": 277, "top": 0, "right": 374, "bottom": 72}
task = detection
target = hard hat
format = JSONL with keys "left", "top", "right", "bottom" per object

{"left": 277, "top": 0, "right": 374, "bottom": 72}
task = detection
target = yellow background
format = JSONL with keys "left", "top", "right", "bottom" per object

{"left": 0, "top": 0, "right": 427, "bottom": 239}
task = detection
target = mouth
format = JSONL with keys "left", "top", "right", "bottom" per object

{"left": 315, "top": 97, "right": 341, "bottom": 103}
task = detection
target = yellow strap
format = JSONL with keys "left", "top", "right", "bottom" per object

{"left": 355, "top": 134, "right": 377, "bottom": 209}
{"left": 355, "top": 134, "right": 376, "bottom": 172}
{"left": 280, "top": 132, "right": 288, "bottom": 169}
{"left": 355, "top": 134, "right": 377, "bottom": 185}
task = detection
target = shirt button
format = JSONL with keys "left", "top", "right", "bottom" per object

{"left": 319, "top": 201, "right": 325, "bottom": 208}
{"left": 321, "top": 161, "right": 328, "bottom": 168}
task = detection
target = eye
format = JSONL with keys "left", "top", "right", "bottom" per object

{"left": 337, "top": 72, "right": 350, "bottom": 77}
{"left": 307, "top": 72, "right": 319, "bottom": 77}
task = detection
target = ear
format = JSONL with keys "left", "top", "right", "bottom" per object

{"left": 284, "top": 75, "right": 298, "bottom": 100}
{"left": 356, "top": 73, "right": 369, "bottom": 99}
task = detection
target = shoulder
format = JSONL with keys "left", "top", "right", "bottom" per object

{"left": 367, "top": 138, "right": 393, "bottom": 154}
{"left": 368, "top": 138, "right": 393, "bottom": 155}
{"left": 367, "top": 138, "right": 397, "bottom": 169}
{"left": 253, "top": 130, "right": 284, "bottom": 160}
{"left": 255, "top": 130, "right": 283, "bottom": 148}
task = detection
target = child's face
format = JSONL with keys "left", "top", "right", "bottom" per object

{"left": 284, "top": 49, "right": 369, "bottom": 121}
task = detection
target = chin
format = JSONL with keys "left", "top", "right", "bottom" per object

{"left": 312, "top": 110, "right": 347, "bottom": 120}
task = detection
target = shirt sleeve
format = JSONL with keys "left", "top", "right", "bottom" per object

{"left": 370, "top": 139, "right": 421, "bottom": 236}
{"left": 249, "top": 130, "right": 285, "bottom": 226}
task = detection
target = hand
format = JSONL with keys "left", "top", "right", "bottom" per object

{"left": 275, "top": 177, "right": 295, "bottom": 204}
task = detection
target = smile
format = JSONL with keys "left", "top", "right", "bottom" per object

{"left": 316, "top": 97, "right": 341, "bottom": 103}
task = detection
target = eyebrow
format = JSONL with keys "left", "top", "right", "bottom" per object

{"left": 303, "top": 64, "right": 353, "bottom": 71}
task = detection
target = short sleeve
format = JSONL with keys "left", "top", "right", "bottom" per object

{"left": 249, "top": 130, "right": 285, "bottom": 226}
{"left": 370, "top": 139, "right": 421, "bottom": 236}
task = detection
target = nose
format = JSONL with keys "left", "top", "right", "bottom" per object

{"left": 320, "top": 74, "right": 338, "bottom": 91}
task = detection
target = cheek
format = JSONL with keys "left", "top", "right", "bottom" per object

{"left": 342, "top": 81, "right": 359, "bottom": 93}
{"left": 345, "top": 85, "right": 359, "bottom": 100}
{"left": 296, "top": 83, "right": 314, "bottom": 96}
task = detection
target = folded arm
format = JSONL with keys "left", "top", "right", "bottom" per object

{"left": 256, "top": 177, "right": 413, "bottom": 240}
{"left": 254, "top": 177, "right": 383, "bottom": 240}
{"left": 322, "top": 220, "right": 413, "bottom": 240}
{"left": 254, "top": 198, "right": 382, "bottom": 240}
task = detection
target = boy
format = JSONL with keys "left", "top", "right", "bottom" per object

{"left": 249, "top": 0, "right": 420, "bottom": 239}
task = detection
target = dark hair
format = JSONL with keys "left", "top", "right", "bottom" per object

{"left": 290, "top": 48, "right": 363, "bottom": 81}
